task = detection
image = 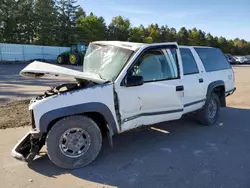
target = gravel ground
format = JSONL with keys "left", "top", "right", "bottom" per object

{"left": 0, "top": 100, "right": 30, "bottom": 129}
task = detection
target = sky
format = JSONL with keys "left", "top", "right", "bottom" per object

{"left": 79, "top": 0, "right": 250, "bottom": 41}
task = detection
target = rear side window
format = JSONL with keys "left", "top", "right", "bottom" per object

{"left": 180, "top": 48, "right": 199, "bottom": 75}
{"left": 195, "top": 48, "right": 231, "bottom": 72}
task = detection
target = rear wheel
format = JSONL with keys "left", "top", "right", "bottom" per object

{"left": 197, "top": 92, "right": 220, "bottom": 125}
{"left": 57, "top": 55, "right": 67, "bottom": 64}
{"left": 69, "top": 52, "right": 81, "bottom": 65}
{"left": 46, "top": 115, "right": 102, "bottom": 169}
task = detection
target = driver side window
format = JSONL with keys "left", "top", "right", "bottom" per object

{"left": 130, "top": 49, "right": 179, "bottom": 82}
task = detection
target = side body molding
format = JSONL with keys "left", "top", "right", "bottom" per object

{"left": 39, "top": 102, "right": 118, "bottom": 135}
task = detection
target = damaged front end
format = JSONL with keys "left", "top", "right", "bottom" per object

{"left": 11, "top": 130, "right": 46, "bottom": 162}
{"left": 12, "top": 82, "right": 96, "bottom": 162}
{"left": 11, "top": 80, "right": 100, "bottom": 162}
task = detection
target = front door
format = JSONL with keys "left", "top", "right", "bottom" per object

{"left": 115, "top": 45, "right": 184, "bottom": 132}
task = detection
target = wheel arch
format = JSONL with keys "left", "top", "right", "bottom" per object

{"left": 39, "top": 102, "right": 118, "bottom": 147}
{"left": 206, "top": 80, "right": 226, "bottom": 107}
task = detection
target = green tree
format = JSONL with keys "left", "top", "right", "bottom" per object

{"left": 34, "top": 0, "right": 58, "bottom": 45}
{"left": 75, "top": 12, "right": 107, "bottom": 43}
{"left": 143, "top": 36, "right": 153, "bottom": 43}
{"left": 205, "top": 33, "right": 215, "bottom": 47}
{"left": 159, "top": 25, "right": 176, "bottom": 42}
{"left": 0, "top": 0, "right": 19, "bottom": 43}
{"left": 128, "top": 25, "right": 144, "bottom": 42}
{"left": 198, "top": 30, "right": 206, "bottom": 46}
{"left": 108, "top": 16, "right": 130, "bottom": 41}
{"left": 74, "top": 7, "right": 86, "bottom": 20}
{"left": 218, "top": 37, "right": 229, "bottom": 53}
{"left": 0, "top": 1, "right": 250, "bottom": 55}
{"left": 144, "top": 24, "right": 161, "bottom": 43}
{"left": 188, "top": 28, "right": 200, "bottom": 45}
{"left": 56, "top": 0, "right": 79, "bottom": 45}
{"left": 13, "top": 0, "right": 35, "bottom": 44}
{"left": 176, "top": 27, "right": 189, "bottom": 45}
{"left": 168, "top": 27, "right": 177, "bottom": 42}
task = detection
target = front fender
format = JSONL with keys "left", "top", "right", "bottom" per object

{"left": 39, "top": 102, "right": 118, "bottom": 135}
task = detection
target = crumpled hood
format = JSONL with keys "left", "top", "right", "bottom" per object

{"left": 20, "top": 61, "right": 106, "bottom": 84}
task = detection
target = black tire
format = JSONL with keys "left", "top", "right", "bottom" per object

{"left": 57, "top": 54, "right": 67, "bottom": 64}
{"left": 46, "top": 115, "right": 102, "bottom": 169}
{"left": 69, "top": 52, "right": 81, "bottom": 65}
{"left": 197, "top": 92, "right": 220, "bottom": 126}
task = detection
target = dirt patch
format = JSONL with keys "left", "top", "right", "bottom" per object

{"left": 0, "top": 100, "right": 31, "bottom": 129}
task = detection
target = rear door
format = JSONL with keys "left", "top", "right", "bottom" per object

{"left": 114, "top": 44, "right": 184, "bottom": 132}
{"left": 180, "top": 47, "right": 206, "bottom": 113}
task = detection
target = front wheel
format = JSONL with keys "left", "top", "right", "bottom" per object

{"left": 197, "top": 93, "right": 220, "bottom": 126}
{"left": 46, "top": 115, "right": 102, "bottom": 169}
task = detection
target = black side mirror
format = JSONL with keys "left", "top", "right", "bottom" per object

{"left": 124, "top": 75, "right": 144, "bottom": 87}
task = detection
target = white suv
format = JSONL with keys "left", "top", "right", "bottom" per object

{"left": 12, "top": 41, "right": 236, "bottom": 169}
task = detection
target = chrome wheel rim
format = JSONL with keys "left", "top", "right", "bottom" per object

{"left": 208, "top": 99, "right": 217, "bottom": 119}
{"left": 59, "top": 128, "right": 91, "bottom": 158}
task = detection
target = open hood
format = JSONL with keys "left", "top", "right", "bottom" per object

{"left": 20, "top": 61, "right": 106, "bottom": 84}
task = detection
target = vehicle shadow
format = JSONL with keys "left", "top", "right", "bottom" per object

{"left": 28, "top": 107, "right": 250, "bottom": 188}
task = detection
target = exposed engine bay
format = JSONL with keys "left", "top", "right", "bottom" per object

{"left": 34, "top": 79, "right": 97, "bottom": 100}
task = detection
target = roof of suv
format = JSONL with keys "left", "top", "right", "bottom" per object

{"left": 92, "top": 41, "right": 144, "bottom": 51}
{"left": 92, "top": 41, "right": 212, "bottom": 51}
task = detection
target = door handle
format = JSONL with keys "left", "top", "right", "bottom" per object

{"left": 176, "top": 85, "right": 184, "bottom": 91}
{"left": 199, "top": 78, "right": 203, "bottom": 83}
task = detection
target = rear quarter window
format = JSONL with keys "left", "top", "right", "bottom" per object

{"left": 194, "top": 48, "right": 231, "bottom": 72}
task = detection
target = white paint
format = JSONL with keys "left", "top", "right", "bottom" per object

{"left": 180, "top": 46, "right": 206, "bottom": 113}
{"left": 116, "top": 79, "right": 184, "bottom": 132}
{"left": 20, "top": 41, "right": 235, "bottom": 135}
{"left": 20, "top": 61, "right": 105, "bottom": 84}
{"left": 114, "top": 42, "right": 184, "bottom": 132}
{"left": 29, "top": 83, "right": 119, "bottom": 132}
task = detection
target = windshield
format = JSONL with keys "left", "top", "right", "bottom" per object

{"left": 83, "top": 43, "right": 133, "bottom": 81}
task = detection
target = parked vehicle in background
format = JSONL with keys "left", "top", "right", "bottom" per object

{"left": 245, "top": 55, "right": 250, "bottom": 63}
{"left": 12, "top": 41, "right": 236, "bottom": 169}
{"left": 225, "top": 54, "right": 237, "bottom": 64}
{"left": 234, "top": 56, "right": 250, "bottom": 64}
{"left": 57, "top": 43, "right": 88, "bottom": 65}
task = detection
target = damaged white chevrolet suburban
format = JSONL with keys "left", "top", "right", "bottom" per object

{"left": 11, "top": 41, "right": 236, "bottom": 169}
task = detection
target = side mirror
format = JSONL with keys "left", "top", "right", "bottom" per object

{"left": 124, "top": 75, "right": 144, "bottom": 87}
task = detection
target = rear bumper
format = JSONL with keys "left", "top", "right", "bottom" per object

{"left": 11, "top": 130, "right": 44, "bottom": 162}
{"left": 225, "top": 87, "right": 236, "bottom": 97}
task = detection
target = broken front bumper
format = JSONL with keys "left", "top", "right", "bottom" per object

{"left": 11, "top": 130, "right": 45, "bottom": 162}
